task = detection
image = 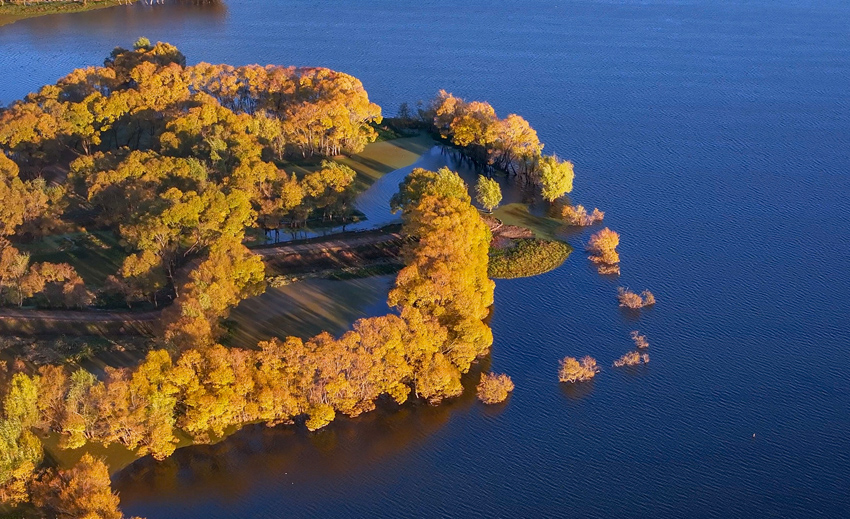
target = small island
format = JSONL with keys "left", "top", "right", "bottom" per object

{"left": 0, "top": 39, "right": 583, "bottom": 518}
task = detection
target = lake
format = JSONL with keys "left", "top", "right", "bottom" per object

{"left": 2, "top": 0, "right": 849, "bottom": 517}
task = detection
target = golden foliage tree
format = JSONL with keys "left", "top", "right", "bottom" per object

{"left": 587, "top": 227, "right": 620, "bottom": 274}
{"left": 31, "top": 454, "right": 124, "bottom": 519}
{"left": 476, "top": 372, "right": 515, "bottom": 404}
{"left": 558, "top": 356, "right": 599, "bottom": 383}
{"left": 560, "top": 204, "right": 604, "bottom": 226}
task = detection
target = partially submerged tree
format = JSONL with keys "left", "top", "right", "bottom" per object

{"left": 536, "top": 154, "right": 574, "bottom": 202}
{"left": 476, "top": 372, "right": 514, "bottom": 404}
{"left": 587, "top": 227, "right": 620, "bottom": 275}
{"left": 617, "top": 287, "right": 655, "bottom": 309}
{"left": 558, "top": 356, "right": 599, "bottom": 383}
{"left": 613, "top": 351, "right": 649, "bottom": 368}
{"left": 630, "top": 330, "right": 649, "bottom": 349}
{"left": 560, "top": 204, "right": 604, "bottom": 226}
{"left": 475, "top": 176, "right": 502, "bottom": 213}
{"left": 31, "top": 454, "right": 124, "bottom": 519}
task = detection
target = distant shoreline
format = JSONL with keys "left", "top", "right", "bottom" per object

{"left": 0, "top": 0, "right": 129, "bottom": 27}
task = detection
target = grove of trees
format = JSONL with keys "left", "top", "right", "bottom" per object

{"left": 415, "top": 90, "right": 575, "bottom": 203}
{"left": 0, "top": 166, "right": 496, "bottom": 512}
{"left": 0, "top": 39, "right": 385, "bottom": 347}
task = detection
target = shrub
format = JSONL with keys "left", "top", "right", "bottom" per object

{"left": 558, "top": 356, "right": 599, "bottom": 383}
{"left": 586, "top": 228, "right": 620, "bottom": 274}
{"left": 476, "top": 372, "right": 515, "bottom": 404}
{"left": 613, "top": 351, "right": 649, "bottom": 367}
{"left": 596, "top": 263, "right": 620, "bottom": 275}
{"left": 561, "top": 204, "right": 604, "bottom": 226}
{"left": 305, "top": 404, "right": 336, "bottom": 431}
{"left": 617, "top": 288, "right": 644, "bottom": 309}
{"left": 630, "top": 330, "right": 649, "bottom": 349}
{"left": 489, "top": 239, "right": 571, "bottom": 279}
{"left": 617, "top": 287, "right": 655, "bottom": 308}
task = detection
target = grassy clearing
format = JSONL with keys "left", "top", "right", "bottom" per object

{"left": 0, "top": 315, "right": 155, "bottom": 337}
{"left": 225, "top": 275, "right": 392, "bottom": 349}
{"left": 284, "top": 133, "right": 435, "bottom": 192}
{"left": 18, "top": 230, "right": 127, "bottom": 288}
{"left": 489, "top": 238, "right": 571, "bottom": 279}
{"left": 491, "top": 203, "right": 565, "bottom": 241}
{"left": 0, "top": 0, "right": 126, "bottom": 26}
{"left": 0, "top": 334, "right": 154, "bottom": 370}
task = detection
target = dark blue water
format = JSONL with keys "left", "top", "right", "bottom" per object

{"left": 3, "top": 1, "right": 850, "bottom": 517}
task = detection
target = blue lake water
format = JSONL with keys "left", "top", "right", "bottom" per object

{"left": 2, "top": 1, "right": 849, "bottom": 517}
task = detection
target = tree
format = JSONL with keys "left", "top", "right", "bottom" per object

{"left": 613, "top": 351, "right": 649, "bottom": 367}
{"left": 476, "top": 372, "right": 514, "bottom": 404}
{"left": 0, "top": 373, "right": 43, "bottom": 506}
{"left": 560, "top": 204, "right": 604, "bottom": 226}
{"left": 0, "top": 242, "right": 31, "bottom": 306}
{"left": 475, "top": 176, "right": 502, "bottom": 213}
{"left": 31, "top": 454, "right": 123, "bottom": 519}
{"left": 390, "top": 166, "right": 469, "bottom": 213}
{"left": 164, "top": 237, "right": 265, "bottom": 347}
{"left": 586, "top": 227, "right": 620, "bottom": 274}
{"left": 536, "top": 154, "right": 574, "bottom": 201}
{"left": 617, "top": 287, "right": 655, "bottom": 309}
{"left": 630, "top": 331, "right": 649, "bottom": 349}
{"left": 558, "top": 356, "right": 599, "bottom": 383}
{"left": 302, "top": 160, "right": 357, "bottom": 221}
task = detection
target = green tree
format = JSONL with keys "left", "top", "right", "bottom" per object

{"left": 475, "top": 176, "right": 502, "bottom": 213}
{"left": 390, "top": 166, "right": 469, "bottom": 213}
{"left": 536, "top": 154, "right": 574, "bottom": 202}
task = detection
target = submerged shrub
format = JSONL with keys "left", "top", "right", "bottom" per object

{"left": 630, "top": 331, "right": 649, "bottom": 349}
{"left": 558, "top": 356, "right": 599, "bottom": 383}
{"left": 586, "top": 228, "right": 620, "bottom": 274}
{"left": 561, "top": 204, "right": 604, "bottom": 226}
{"left": 476, "top": 372, "right": 515, "bottom": 404}
{"left": 618, "top": 288, "right": 656, "bottom": 309}
{"left": 613, "top": 351, "right": 650, "bottom": 368}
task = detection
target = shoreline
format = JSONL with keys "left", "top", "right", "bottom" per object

{"left": 0, "top": 0, "right": 130, "bottom": 27}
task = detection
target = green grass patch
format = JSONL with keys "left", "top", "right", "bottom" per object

{"left": 0, "top": 316, "right": 154, "bottom": 338}
{"left": 18, "top": 230, "right": 126, "bottom": 287}
{"left": 284, "top": 133, "right": 436, "bottom": 193}
{"left": 489, "top": 239, "right": 571, "bottom": 279}
{"left": 491, "top": 203, "right": 565, "bottom": 241}
{"left": 225, "top": 275, "right": 393, "bottom": 349}
{"left": 0, "top": 0, "right": 126, "bottom": 26}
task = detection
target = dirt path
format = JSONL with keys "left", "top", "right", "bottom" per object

{"left": 0, "top": 231, "right": 403, "bottom": 327}
{"left": 251, "top": 231, "right": 402, "bottom": 257}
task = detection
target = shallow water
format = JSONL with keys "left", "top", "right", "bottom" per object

{"left": 3, "top": 1, "right": 850, "bottom": 517}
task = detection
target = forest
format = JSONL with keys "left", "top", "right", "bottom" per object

{"left": 0, "top": 39, "right": 506, "bottom": 518}
{"left": 0, "top": 33, "right": 595, "bottom": 517}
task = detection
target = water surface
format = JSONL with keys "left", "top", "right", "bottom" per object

{"left": 2, "top": 1, "right": 849, "bottom": 517}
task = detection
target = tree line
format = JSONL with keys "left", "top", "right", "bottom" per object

{"left": 0, "top": 166, "right": 495, "bottom": 514}
{"left": 0, "top": 39, "right": 383, "bottom": 348}
{"left": 398, "top": 91, "right": 575, "bottom": 203}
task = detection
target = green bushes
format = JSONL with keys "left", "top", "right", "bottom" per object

{"left": 488, "top": 239, "right": 570, "bottom": 279}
